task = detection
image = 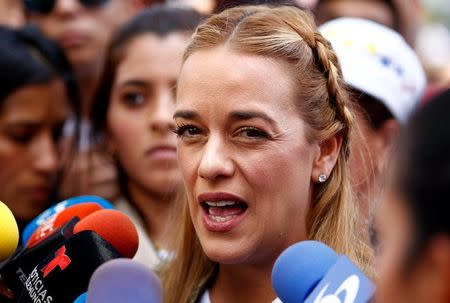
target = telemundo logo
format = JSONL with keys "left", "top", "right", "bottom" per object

{"left": 313, "top": 275, "right": 360, "bottom": 303}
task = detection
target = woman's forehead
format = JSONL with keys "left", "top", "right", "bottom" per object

{"left": 177, "top": 48, "right": 297, "bottom": 109}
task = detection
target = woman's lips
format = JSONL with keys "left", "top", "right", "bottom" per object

{"left": 59, "top": 32, "right": 89, "bottom": 48}
{"left": 30, "top": 186, "right": 51, "bottom": 202}
{"left": 198, "top": 192, "right": 248, "bottom": 232}
{"left": 146, "top": 145, "right": 177, "bottom": 160}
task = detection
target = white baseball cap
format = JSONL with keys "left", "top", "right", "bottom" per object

{"left": 319, "top": 18, "right": 426, "bottom": 123}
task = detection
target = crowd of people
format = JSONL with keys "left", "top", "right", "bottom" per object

{"left": 0, "top": 0, "right": 449, "bottom": 302}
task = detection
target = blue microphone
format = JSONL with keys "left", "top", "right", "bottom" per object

{"left": 22, "top": 196, "right": 114, "bottom": 245}
{"left": 271, "top": 241, "right": 375, "bottom": 303}
{"left": 74, "top": 292, "right": 87, "bottom": 303}
{"left": 86, "top": 259, "right": 162, "bottom": 303}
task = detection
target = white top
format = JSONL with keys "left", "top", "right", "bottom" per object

{"left": 198, "top": 290, "right": 282, "bottom": 303}
{"left": 198, "top": 290, "right": 211, "bottom": 303}
{"left": 114, "top": 198, "right": 164, "bottom": 269}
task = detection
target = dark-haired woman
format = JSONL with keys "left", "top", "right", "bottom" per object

{"left": 0, "top": 25, "right": 79, "bottom": 231}
{"left": 375, "top": 89, "right": 450, "bottom": 303}
{"left": 91, "top": 5, "right": 204, "bottom": 268}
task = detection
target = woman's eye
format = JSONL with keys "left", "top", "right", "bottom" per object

{"left": 8, "top": 129, "right": 34, "bottom": 144}
{"left": 121, "top": 91, "right": 145, "bottom": 106}
{"left": 174, "top": 125, "right": 202, "bottom": 137}
{"left": 238, "top": 127, "right": 269, "bottom": 139}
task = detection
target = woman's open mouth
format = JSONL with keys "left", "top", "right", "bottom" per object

{"left": 198, "top": 193, "right": 248, "bottom": 232}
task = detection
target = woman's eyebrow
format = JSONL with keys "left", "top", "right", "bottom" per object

{"left": 116, "top": 79, "right": 148, "bottom": 88}
{"left": 173, "top": 110, "right": 198, "bottom": 119}
{"left": 230, "top": 110, "right": 276, "bottom": 125}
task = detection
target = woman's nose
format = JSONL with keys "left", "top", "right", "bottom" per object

{"left": 33, "top": 133, "right": 59, "bottom": 175}
{"left": 52, "top": 0, "right": 83, "bottom": 16}
{"left": 150, "top": 89, "right": 176, "bottom": 134}
{"left": 197, "top": 135, "right": 235, "bottom": 181}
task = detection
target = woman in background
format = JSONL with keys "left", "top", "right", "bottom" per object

{"left": 0, "top": 25, "right": 79, "bottom": 231}
{"left": 91, "top": 5, "right": 204, "bottom": 268}
{"left": 163, "top": 5, "right": 373, "bottom": 303}
{"left": 0, "top": 0, "right": 24, "bottom": 28}
{"left": 375, "top": 89, "right": 450, "bottom": 303}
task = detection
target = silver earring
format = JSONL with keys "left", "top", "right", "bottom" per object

{"left": 318, "top": 174, "right": 327, "bottom": 183}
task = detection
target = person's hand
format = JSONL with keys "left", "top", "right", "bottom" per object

{"left": 60, "top": 149, "right": 120, "bottom": 202}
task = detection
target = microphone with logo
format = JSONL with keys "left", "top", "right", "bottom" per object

{"left": 271, "top": 241, "right": 375, "bottom": 303}
{"left": 0, "top": 202, "right": 108, "bottom": 297}
{"left": 17, "top": 209, "right": 139, "bottom": 303}
{"left": 84, "top": 258, "right": 162, "bottom": 303}
{"left": 26, "top": 202, "right": 104, "bottom": 248}
{"left": 21, "top": 195, "right": 114, "bottom": 246}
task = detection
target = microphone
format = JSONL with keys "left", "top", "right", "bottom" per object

{"left": 73, "top": 210, "right": 138, "bottom": 259}
{"left": 0, "top": 201, "right": 19, "bottom": 262}
{"left": 22, "top": 195, "right": 114, "bottom": 246}
{"left": 1, "top": 209, "right": 138, "bottom": 299}
{"left": 74, "top": 292, "right": 86, "bottom": 303}
{"left": 26, "top": 202, "right": 103, "bottom": 248}
{"left": 18, "top": 210, "right": 139, "bottom": 303}
{"left": 271, "top": 241, "right": 375, "bottom": 303}
{"left": 86, "top": 259, "right": 162, "bottom": 303}
{"left": 0, "top": 202, "right": 103, "bottom": 296}
{"left": 0, "top": 218, "right": 79, "bottom": 297}
{"left": 18, "top": 231, "right": 121, "bottom": 303}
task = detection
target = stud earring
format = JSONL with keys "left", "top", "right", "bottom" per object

{"left": 318, "top": 174, "right": 327, "bottom": 183}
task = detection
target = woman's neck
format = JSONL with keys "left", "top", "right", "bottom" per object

{"left": 209, "top": 262, "right": 277, "bottom": 303}
{"left": 126, "top": 182, "right": 178, "bottom": 250}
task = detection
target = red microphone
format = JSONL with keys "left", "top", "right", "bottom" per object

{"left": 27, "top": 203, "right": 103, "bottom": 248}
{"left": 1, "top": 208, "right": 138, "bottom": 299}
{"left": 18, "top": 210, "right": 139, "bottom": 303}
{"left": 73, "top": 209, "right": 139, "bottom": 259}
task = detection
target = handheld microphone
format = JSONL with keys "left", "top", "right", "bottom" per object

{"left": 73, "top": 210, "right": 138, "bottom": 258}
{"left": 18, "top": 230, "right": 122, "bottom": 303}
{"left": 0, "top": 201, "right": 19, "bottom": 262}
{"left": 27, "top": 202, "right": 102, "bottom": 248}
{"left": 18, "top": 210, "right": 139, "bottom": 303}
{"left": 74, "top": 292, "right": 86, "bottom": 303}
{"left": 22, "top": 195, "right": 114, "bottom": 246}
{"left": 271, "top": 241, "right": 375, "bottom": 303}
{"left": 86, "top": 259, "right": 162, "bottom": 303}
{"left": 1, "top": 209, "right": 138, "bottom": 298}
{"left": 1, "top": 218, "right": 79, "bottom": 296}
{"left": 1, "top": 202, "right": 103, "bottom": 296}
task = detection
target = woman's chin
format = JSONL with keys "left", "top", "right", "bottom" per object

{"left": 202, "top": 241, "right": 253, "bottom": 265}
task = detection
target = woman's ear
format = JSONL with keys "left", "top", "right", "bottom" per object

{"left": 311, "top": 133, "right": 343, "bottom": 182}
{"left": 373, "top": 119, "right": 400, "bottom": 173}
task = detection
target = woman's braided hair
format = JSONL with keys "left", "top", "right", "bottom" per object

{"left": 163, "top": 5, "right": 373, "bottom": 303}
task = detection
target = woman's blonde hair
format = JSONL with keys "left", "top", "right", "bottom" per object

{"left": 162, "top": 5, "right": 373, "bottom": 303}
